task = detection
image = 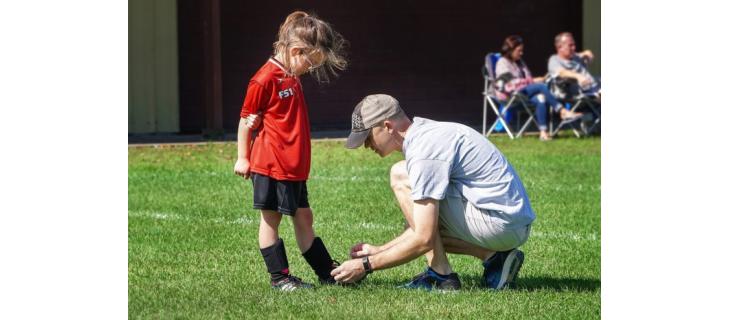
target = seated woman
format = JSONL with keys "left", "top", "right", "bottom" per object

{"left": 495, "top": 35, "right": 581, "bottom": 141}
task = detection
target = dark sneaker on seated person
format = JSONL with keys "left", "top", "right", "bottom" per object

{"left": 271, "top": 275, "right": 314, "bottom": 291}
{"left": 398, "top": 267, "right": 461, "bottom": 291}
{"left": 482, "top": 249, "right": 524, "bottom": 290}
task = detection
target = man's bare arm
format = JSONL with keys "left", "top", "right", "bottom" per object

{"left": 368, "top": 199, "right": 438, "bottom": 271}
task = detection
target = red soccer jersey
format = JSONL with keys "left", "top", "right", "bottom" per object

{"left": 240, "top": 58, "right": 311, "bottom": 181}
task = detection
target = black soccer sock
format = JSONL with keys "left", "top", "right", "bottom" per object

{"left": 302, "top": 237, "right": 336, "bottom": 280}
{"left": 260, "top": 238, "right": 290, "bottom": 281}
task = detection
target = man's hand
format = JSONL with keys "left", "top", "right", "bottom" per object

{"left": 331, "top": 259, "right": 368, "bottom": 284}
{"left": 234, "top": 158, "right": 252, "bottom": 179}
{"left": 579, "top": 50, "right": 594, "bottom": 63}
{"left": 244, "top": 113, "right": 262, "bottom": 130}
{"left": 578, "top": 75, "right": 593, "bottom": 88}
{"left": 350, "top": 242, "right": 380, "bottom": 258}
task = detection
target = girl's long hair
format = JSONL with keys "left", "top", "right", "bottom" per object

{"left": 273, "top": 11, "right": 348, "bottom": 83}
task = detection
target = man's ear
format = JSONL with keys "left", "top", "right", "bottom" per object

{"left": 383, "top": 120, "right": 395, "bottom": 134}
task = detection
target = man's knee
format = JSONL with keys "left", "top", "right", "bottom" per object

{"left": 389, "top": 160, "right": 409, "bottom": 190}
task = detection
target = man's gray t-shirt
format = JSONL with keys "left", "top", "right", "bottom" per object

{"left": 402, "top": 117, "right": 535, "bottom": 227}
{"left": 547, "top": 54, "right": 593, "bottom": 79}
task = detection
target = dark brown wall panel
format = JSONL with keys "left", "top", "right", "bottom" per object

{"left": 180, "top": 0, "right": 583, "bottom": 133}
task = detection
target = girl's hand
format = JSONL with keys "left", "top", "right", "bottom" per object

{"left": 234, "top": 158, "right": 252, "bottom": 179}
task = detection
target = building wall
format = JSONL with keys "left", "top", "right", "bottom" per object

{"left": 175, "top": 0, "right": 586, "bottom": 133}
{"left": 129, "top": 0, "right": 179, "bottom": 133}
{"left": 583, "top": 0, "right": 601, "bottom": 76}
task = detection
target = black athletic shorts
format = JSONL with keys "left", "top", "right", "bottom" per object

{"left": 251, "top": 173, "right": 309, "bottom": 216}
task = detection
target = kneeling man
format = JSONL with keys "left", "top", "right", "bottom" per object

{"left": 331, "top": 94, "right": 535, "bottom": 290}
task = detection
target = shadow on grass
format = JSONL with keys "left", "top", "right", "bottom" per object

{"left": 347, "top": 275, "right": 599, "bottom": 293}
{"left": 459, "top": 274, "right": 600, "bottom": 292}
{"left": 521, "top": 277, "right": 599, "bottom": 292}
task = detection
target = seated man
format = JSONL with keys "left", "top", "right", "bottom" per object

{"left": 548, "top": 32, "right": 601, "bottom": 101}
{"left": 331, "top": 94, "right": 535, "bottom": 290}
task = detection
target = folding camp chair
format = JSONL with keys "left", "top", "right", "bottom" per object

{"left": 481, "top": 53, "right": 538, "bottom": 138}
{"left": 546, "top": 75, "right": 601, "bottom": 137}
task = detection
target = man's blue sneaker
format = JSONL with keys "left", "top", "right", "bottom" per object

{"left": 398, "top": 268, "right": 461, "bottom": 291}
{"left": 482, "top": 249, "right": 524, "bottom": 290}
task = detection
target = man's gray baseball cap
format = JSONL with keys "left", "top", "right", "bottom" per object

{"left": 345, "top": 94, "right": 404, "bottom": 149}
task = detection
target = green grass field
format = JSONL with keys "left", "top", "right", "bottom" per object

{"left": 129, "top": 136, "right": 600, "bottom": 319}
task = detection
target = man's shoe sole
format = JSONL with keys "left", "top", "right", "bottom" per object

{"left": 495, "top": 250, "right": 524, "bottom": 290}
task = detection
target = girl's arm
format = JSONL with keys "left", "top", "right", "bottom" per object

{"left": 234, "top": 118, "right": 253, "bottom": 179}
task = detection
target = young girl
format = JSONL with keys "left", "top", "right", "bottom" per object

{"left": 234, "top": 11, "right": 347, "bottom": 291}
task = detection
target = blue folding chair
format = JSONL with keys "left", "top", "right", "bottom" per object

{"left": 481, "top": 53, "right": 537, "bottom": 138}
{"left": 546, "top": 75, "right": 601, "bottom": 137}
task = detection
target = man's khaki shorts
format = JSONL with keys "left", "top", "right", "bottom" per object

{"left": 438, "top": 194, "right": 531, "bottom": 252}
